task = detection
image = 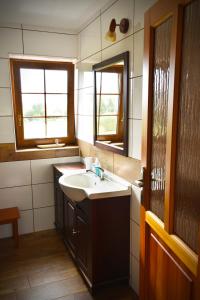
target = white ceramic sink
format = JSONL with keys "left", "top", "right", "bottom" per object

{"left": 59, "top": 170, "right": 131, "bottom": 202}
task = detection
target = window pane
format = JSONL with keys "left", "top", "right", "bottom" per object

{"left": 46, "top": 117, "right": 67, "bottom": 138}
{"left": 45, "top": 70, "right": 68, "bottom": 93}
{"left": 98, "top": 116, "right": 118, "bottom": 135}
{"left": 23, "top": 118, "right": 45, "bottom": 139}
{"left": 98, "top": 95, "right": 119, "bottom": 115}
{"left": 46, "top": 94, "right": 67, "bottom": 116}
{"left": 101, "top": 73, "right": 121, "bottom": 94}
{"left": 22, "top": 94, "right": 45, "bottom": 117}
{"left": 20, "top": 69, "right": 44, "bottom": 93}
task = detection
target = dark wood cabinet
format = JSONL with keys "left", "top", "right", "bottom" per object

{"left": 54, "top": 168, "right": 64, "bottom": 232}
{"left": 53, "top": 165, "right": 130, "bottom": 294}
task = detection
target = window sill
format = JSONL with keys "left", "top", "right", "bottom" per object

{"left": 0, "top": 143, "right": 80, "bottom": 163}
{"left": 15, "top": 145, "right": 79, "bottom": 153}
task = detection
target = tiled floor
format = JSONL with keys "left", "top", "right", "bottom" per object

{"left": 0, "top": 230, "right": 138, "bottom": 300}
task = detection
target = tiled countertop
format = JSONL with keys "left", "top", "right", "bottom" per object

{"left": 53, "top": 162, "right": 85, "bottom": 174}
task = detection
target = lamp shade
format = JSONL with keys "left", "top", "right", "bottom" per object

{"left": 105, "top": 30, "right": 116, "bottom": 42}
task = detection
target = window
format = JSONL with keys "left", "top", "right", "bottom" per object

{"left": 10, "top": 59, "right": 75, "bottom": 149}
{"left": 96, "top": 65, "right": 123, "bottom": 141}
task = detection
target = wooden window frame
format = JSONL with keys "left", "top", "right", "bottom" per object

{"left": 10, "top": 59, "right": 75, "bottom": 149}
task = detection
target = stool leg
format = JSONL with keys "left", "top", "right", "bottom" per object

{"left": 12, "top": 220, "right": 19, "bottom": 248}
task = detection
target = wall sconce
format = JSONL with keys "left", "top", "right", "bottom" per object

{"left": 105, "top": 18, "right": 129, "bottom": 42}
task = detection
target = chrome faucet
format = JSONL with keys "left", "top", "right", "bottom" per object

{"left": 95, "top": 166, "right": 105, "bottom": 180}
{"left": 86, "top": 167, "right": 105, "bottom": 180}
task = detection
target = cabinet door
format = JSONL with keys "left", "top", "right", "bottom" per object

{"left": 65, "top": 200, "right": 76, "bottom": 255}
{"left": 54, "top": 170, "right": 64, "bottom": 231}
{"left": 76, "top": 214, "right": 89, "bottom": 273}
{"left": 56, "top": 188, "right": 64, "bottom": 231}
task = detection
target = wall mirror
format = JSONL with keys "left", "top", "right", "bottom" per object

{"left": 93, "top": 51, "right": 129, "bottom": 156}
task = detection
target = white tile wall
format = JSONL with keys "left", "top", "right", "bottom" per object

{"left": 34, "top": 206, "right": 55, "bottom": 231}
{"left": 0, "top": 59, "right": 10, "bottom": 87}
{"left": 0, "top": 156, "right": 81, "bottom": 238}
{"left": 76, "top": 115, "right": 94, "bottom": 144}
{"left": 0, "top": 161, "right": 31, "bottom": 188}
{"left": 0, "top": 116, "right": 15, "bottom": 143}
{"left": 130, "top": 254, "right": 140, "bottom": 295}
{"left": 23, "top": 30, "right": 77, "bottom": 58}
{"left": 76, "top": 52, "right": 101, "bottom": 89}
{"left": 0, "top": 28, "right": 23, "bottom": 58}
{"left": 102, "top": 35, "right": 134, "bottom": 78}
{"left": 78, "top": 87, "right": 94, "bottom": 116}
{"left": 132, "top": 119, "right": 142, "bottom": 160}
{"left": 131, "top": 220, "right": 140, "bottom": 260}
{"left": 134, "top": 0, "right": 156, "bottom": 32}
{"left": 31, "top": 156, "right": 80, "bottom": 184}
{"left": 0, "top": 88, "right": 13, "bottom": 116}
{"left": 101, "top": 0, "right": 134, "bottom": 49}
{"left": 19, "top": 210, "right": 34, "bottom": 235}
{"left": 0, "top": 186, "right": 32, "bottom": 210}
{"left": 32, "top": 183, "right": 54, "bottom": 208}
{"left": 132, "top": 76, "right": 142, "bottom": 119}
{"left": 80, "top": 17, "right": 101, "bottom": 60}
{"left": 133, "top": 30, "right": 144, "bottom": 77}
{"left": 130, "top": 184, "right": 141, "bottom": 225}
{"left": 128, "top": 118, "right": 133, "bottom": 158}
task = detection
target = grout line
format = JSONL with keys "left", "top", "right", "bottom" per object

{"left": 0, "top": 115, "right": 13, "bottom": 117}
{"left": 100, "top": 0, "right": 119, "bottom": 15}
{"left": 129, "top": 75, "right": 143, "bottom": 79}
{"left": 78, "top": 0, "right": 119, "bottom": 34}
{"left": 130, "top": 217, "right": 140, "bottom": 227}
{"left": 77, "top": 32, "right": 134, "bottom": 64}
{"left": 131, "top": 253, "right": 140, "bottom": 263}
{"left": 0, "top": 181, "right": 54, "bottom": 190}
{"left": 33, "top": 205, "right": 55, "bottom": 210}
{"left": 78, "top": 13, "right": 101, "bottom": 35}
{"left": 20, "top": 28, "right": 77, "bottom": 36}
{"left": 0, "top": 86, "right": 10, "bottom": 89}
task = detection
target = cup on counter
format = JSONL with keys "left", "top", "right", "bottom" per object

{"left": 84, "top": 157, "right": 93, "bottom": 171}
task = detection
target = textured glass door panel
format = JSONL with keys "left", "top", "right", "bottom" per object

{"left": 174, "top": 1, "right": 200, "bottom": 253}
{"left": 150, "top": 18, "right": 172, "bottom": 220}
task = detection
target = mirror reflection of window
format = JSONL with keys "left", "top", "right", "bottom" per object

{"left": 96, "top": 66, "right": 123, "bottom": 137}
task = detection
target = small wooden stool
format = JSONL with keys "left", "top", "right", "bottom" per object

{"left": 0, "top": 207, "right": 20, "bottom": 247}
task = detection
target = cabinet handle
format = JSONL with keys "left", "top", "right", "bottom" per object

{"left": 72, "top": 228, "right": 79, "bottom": 235}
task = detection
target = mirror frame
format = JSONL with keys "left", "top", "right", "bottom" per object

{"left": 93, "top": 51, "right": 129, "bottom": 156}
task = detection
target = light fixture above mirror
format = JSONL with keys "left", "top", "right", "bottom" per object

{"left": 105, "top": 18, "right": 129, "bottom": 42}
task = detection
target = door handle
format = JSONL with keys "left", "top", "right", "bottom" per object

{"left": 134, "top": 167, "right": 145, "bottom": 188}
{"left": 135, "top": 179, "right": 144, "bottom": 188}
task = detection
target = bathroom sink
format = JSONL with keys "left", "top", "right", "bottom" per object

{"left": 59, "top": 171, "right": 131, "bottom": 202}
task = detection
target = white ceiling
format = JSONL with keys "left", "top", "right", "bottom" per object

{"left": 0, "top": 0, "right": 111, "bottom": 33}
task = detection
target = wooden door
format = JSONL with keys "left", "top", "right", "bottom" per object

{"left": 140, "top": 0, "right": 200, "bottom": 299}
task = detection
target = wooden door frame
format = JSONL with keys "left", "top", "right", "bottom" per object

{"left": 140, "top": 0, "right": 199, "bottom": 299}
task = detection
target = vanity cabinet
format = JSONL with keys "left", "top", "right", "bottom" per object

{"left": 53, "top": 164, "right": 130, "bottom": 293}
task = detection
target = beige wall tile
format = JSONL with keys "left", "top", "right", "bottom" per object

{"left": 95, "top": 147, "right": 113, "bottom": 173}
{"left": 113, "top": 154, "right": 141, "bottom": 183}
